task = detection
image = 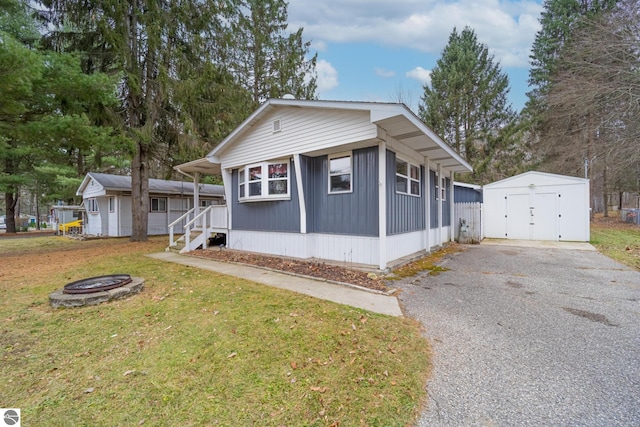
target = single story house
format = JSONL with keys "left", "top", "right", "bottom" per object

{"left": 76, "top": 172, "right": 225, "bottom": 237}
{"left": 483, "top": 171, "right": 590, "bottom": 241}
{"left": 174, "top": 99, "right": 472, "bottom": 270}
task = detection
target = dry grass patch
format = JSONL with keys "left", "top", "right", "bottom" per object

{"left": 0, "top": 236, "right": 430, "bottom": 426}
{"left": 590, "top": 214, "right": 640, "bottom": 270}
{"left": 391, "top": 244, "right": 462, "bottom": 279}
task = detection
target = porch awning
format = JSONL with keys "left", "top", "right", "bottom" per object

{"left": 174, "top": 158, "right": 221, "bottom": 176}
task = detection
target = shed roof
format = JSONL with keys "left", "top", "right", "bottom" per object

{"left": 484, "top": 171, "right": 589, "bottom": 189}
{"left": 76, "top": 173, "right": 225, "bottom": 197}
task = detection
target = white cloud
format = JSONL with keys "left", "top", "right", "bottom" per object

{"left": 316, "top": 59, "right": 339, "bottom": 93}
{"left": 311, "top": 40, "right": 328, "bottom": 52}
{"left": 406, "top": 67, "right": 432, "bottom": 86}
{"left": 375, "top": 67, "right": 396, "bottom": 78}
{"left": 288, "top": 0, "right": 543, "bottom": 68}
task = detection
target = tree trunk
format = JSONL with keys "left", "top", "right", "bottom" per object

{"left": 5, "top": 192, "right": 17, "bottom": 233}
{"left": 130, "top": 145, "right": 149, "bottom": 241}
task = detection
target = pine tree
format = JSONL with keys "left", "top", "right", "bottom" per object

{"left": 225, "top": 0, "right": 317, "bottom": 104}
{"left": 419, "top": 27, "right": 516, "bottom": 183}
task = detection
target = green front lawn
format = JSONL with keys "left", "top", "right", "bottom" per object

{"left": 0, "top": 236, "right": 430, "bottom": 426}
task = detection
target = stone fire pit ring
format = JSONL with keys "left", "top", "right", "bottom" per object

{"left": 49, "top": 276, "right": 145, "bottom": 308}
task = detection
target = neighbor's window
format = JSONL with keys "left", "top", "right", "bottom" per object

{"left": 328, "top": 152, "right": 352, "bottom": 193}
{"left": 150, "top": 197, "right": 167, "bottom": 212}
{"left": 108, "top": 197, "right": 115, "bottom": 213}
{"left": 87, "top": 198, "right": 99, "bottom": 213}
{"left": 238, "top": 159, "right": 290, "bottom": 201}
{"left": 396, "top": 158, "right": 420, "bottom": 196}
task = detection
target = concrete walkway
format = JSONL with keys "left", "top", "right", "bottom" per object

{"left": 147, "top": 252, "right": 403, "bottom": 317}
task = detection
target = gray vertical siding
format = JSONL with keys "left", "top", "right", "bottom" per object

{"left": 454, "top": 185, "right": 483, "bottom": 203}
{"left": 386, "top": 150, "right": 426, "bottom": 235}
{"left": 302, "top": 147, "right": 378, "bottom": 236}
{"left": 231, "top": 165, "right": 300, "bottom": 232}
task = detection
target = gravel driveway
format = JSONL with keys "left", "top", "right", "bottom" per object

{"left": 396, "top": 242, "right": 640, "bottom": 426}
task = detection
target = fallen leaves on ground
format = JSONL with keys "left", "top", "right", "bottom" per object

{"left": 187, "top": 249, "right": 388, "bottom": 292}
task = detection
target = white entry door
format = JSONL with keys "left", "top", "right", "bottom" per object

{"left": 506, "top": 192, "right": 559, "bottom": 241}
{"left": 531, "top": 192, "right": 558, "bottom": 240}
{"left": 506, "top": 193, "right": 531, "bottom": 239}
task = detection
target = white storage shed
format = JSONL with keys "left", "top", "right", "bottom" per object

{"left": 483, "top": 171, "right": 590, "bottom": 242}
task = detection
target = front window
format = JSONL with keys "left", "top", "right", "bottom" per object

{"left": 150, "top": 197, "right": 167, "bottom": 212}
{"left": 328, "top": 152, "right": 352, "bottom": 193}
{"left": 396, "top": 158, "right": 420, "bottom": 196}
{"left": 87, "top": 198, "right": 99, "bottom": 213}
{"left": 239, "top": 159, "right": 290, "bottom": 201}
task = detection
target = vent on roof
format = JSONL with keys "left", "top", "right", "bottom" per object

{"left": 273, "top": 119, "right": 282, "bottom": 133}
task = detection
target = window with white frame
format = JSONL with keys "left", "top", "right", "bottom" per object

{"left": 108, "top": 197, "right": 115, "bottom": 213}
{"left": 328, "top": 152, "right": 352, "bottom": 193}
{"left": 396, "top": 158, "right": 420, "bottom": 196}
{"left": 435, "top": 175, "right": 447, "bottom": 201}
{"left": 150, "top": 197, "right": 167, "bottom": 212}
{"left": 87, "top": 198, "right": 99, "bottom": 213}
{"left": 238, "top": 159, "right": 290, "bottom": 201}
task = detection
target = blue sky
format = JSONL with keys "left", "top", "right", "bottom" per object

{"left": 287, "top": 0, "right": 544, "bottom": 113}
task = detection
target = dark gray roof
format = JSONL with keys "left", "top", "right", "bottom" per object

{"left": 87, "top": 172, "right": 224, "bottom": 197}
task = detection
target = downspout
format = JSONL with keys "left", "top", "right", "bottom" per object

{"left": 378, "top": 140, "right": 387, "bottom": 270}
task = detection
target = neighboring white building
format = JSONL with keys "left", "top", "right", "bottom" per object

{"left": 76, "top": 172, "right": 225, "bottom": 237}
{"left": 483, "top": 171, "right": 590, "bottom": 242}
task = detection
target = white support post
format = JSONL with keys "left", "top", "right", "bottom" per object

{"left": 449, "top": 170, "right": 455, "bottom": 242}
{"left": 378, "top": 141, "right": 387, "bottom": 270}
{"left": 437, "top": 163, "right": 443, "bottom": 246}
{"left": 293, "top": 154, "right": 307, "bottom": 234}
{"left": 221, "top": 168, "right": 233, "bottom": 232}
{"left": 424, "top": 156, "right": 431, "bottom": 252}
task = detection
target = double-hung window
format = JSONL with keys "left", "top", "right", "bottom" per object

{"left": 238, "top": 159, "right": 290, "bottom": 201}
{"left": 328, "top": 152, "right": 352, "bottom": 193}
{"left": 396, "top": 158, "right": 420, "bottom": 196}
{"left": 435, "top": 175, "right": 447, "bottom": 201}
{"left": 150, "top": 197, "right": 167, "bottom": 212}
{"left": 87, "top": 198, "right": 99, "bottom": 213}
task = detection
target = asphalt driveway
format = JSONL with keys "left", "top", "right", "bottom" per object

{"left": 396, "top": 242, "right": 640, "bottom": 426}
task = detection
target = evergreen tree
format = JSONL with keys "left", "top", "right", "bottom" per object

{"left": 226, "top": 0, "right": 317, "bottom": 104}
{"left": 419, "top": 27, "right": 517, "bottom": 183}
{"left": 527, "top": 0, "right": 618, "bottom": 111}
{"left": 1, "top": 0, "right": 118, "bottom": 232}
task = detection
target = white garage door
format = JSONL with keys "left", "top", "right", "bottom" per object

{"left": 506, "top": 192, "right": 558, "bottom": 240}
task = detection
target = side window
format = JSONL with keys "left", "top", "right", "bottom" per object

{"left": 396, "top": 158, "right": 420, "bottom": 196}
{"left": 150, "top": 197, "right": 167, "bottom": 212}
{"left": 238, "top": 169, "right": 246, "bottom": 199}
{"left": 328, "top": 152, "right": 352, "bottom": 193}
{"left": 435, "top": 175, "right": 446, "bottom": 201}
{"left": 108, "top": 197, "right": 115, "bottom": 212}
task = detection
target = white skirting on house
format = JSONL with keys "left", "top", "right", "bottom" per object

{"left": 386, "top": 230, "right": 427, "bottom": 262}
{"left": 227, "top": 227, "right": 452, "bottom": 268}
{"left": 228, "top": 230, "right": 380, "bottom": 266}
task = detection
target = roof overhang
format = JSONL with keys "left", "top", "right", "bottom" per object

{"left": 173, "top": 158, "right": 221, "bottom": 176}
{"left": 206, "top": 99, "right": 472, "bottom": 174}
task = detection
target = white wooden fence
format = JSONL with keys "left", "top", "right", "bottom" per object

{"left": 454, "top": 202, "right": 483, "bottom": 244}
